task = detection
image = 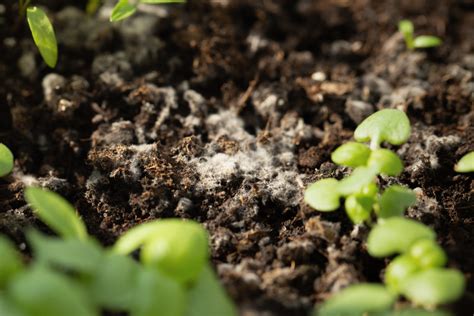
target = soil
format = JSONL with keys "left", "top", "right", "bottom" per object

{"left": 1, "top": 0, "right": 473, "bottom": 315}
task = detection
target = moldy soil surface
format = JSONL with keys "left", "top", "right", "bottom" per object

{"left": 0, "top": 0, "right": 473, "bottom": 315}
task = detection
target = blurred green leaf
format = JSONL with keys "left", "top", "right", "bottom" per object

{"left": 26, "top": 7, "right": 58, "bottom": 67}
{"left": 25, "top": 187, "right": 88, "bottom": 240}
{"left": 338, "top": 166, "right": 378, "bottom": 196}
{"left": 413, "top": 36, "right": 442, "bottom": 49}
{"left": 304, "top": 178, "right": 341, "bottom": 212}
{"left": 368, "top": 149, "right": 403, "bottom": 176}
{"left": 331, "top": 142, "right": 371, "bottom": 168}
{"left": 344, "top": 194, "right": 373, "bottom": 224}
{"left": 0, "top": 143, "right": 14, "bottom": 177}
{"left": 0, "top": 297, "right": 25, "bottom": 316}
{"left": 384, "top": 254, "right": 420, "bottom": 293}
{"left": 378, "top": 185, "right": 416, "bottom": 218}
{"left": 409, "top": 239, "right": 447, "bottom": 269}
{"left": 455, "top": 151, "right": 474, "bottom": 173}
{"left": 186, "top": 264, "right": 237, "bottom": 316}
{"left": 110, "top": 0, "right": 137, "bottom": 22}
{"left": 0, "top": 236, "right": 23, "bottom": 287}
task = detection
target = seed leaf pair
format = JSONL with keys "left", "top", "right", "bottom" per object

{"left": 398, "top": 20, "right": 443, "bottom": 50}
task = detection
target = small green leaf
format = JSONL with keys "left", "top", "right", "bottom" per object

{"left": 367, "top": 149, "right": 403, "bottom": 176}
{"left": 24, "top": 187, "right": 88, "bottom": 241}
{"left": 385, "top": 254, "right": 420, "bottom": 293}
{"left": 413, "top": 36, "right": 442, "bottom": 49}
{"left": 338, "top": 166, "right": 378, "bottom": 196}
{"left": 354, "top": 109, "right": 411, "bottom": 149}
{"left": 367, "top": 217, "right": 435, "bottom": 257}
{"left": 378, "top": 185, "right": 416, "bottom": 218}
{"left": 86, "top": 0, "right": 101, "bottom": 15}
{"left": 401, "top": 268, "right": 465, "bottom": 307}
{"left": 186, "top": 264, "right": 238, "bottom": 316}
{"left": 0, "top": 144, "right": 14, "bottom": 177}
{"left": 331, "top": 142, "right": 371, "bottom": 168}
{"left": 89, "top": 253, "right": 139, "bottom": 310}
{"left": 131, "top": 268, "right": 186, "bottom": 316}
{"left": 304, "top": 178, "right": 340, "bottom": 212}
{"left": 344, "top": 194, "right": 373, "bottom": 224}
{"left": 398, "top": 20, "right": 414, "bottom": 37}
{"left": 113, "top": 219, "right": 209, "bottom": 284}
{"left": 9, "top": 265, "right": 97, "bottom": 316}
{"left": 454, "top": 151, "right": 474, "bottom": 173}
{"left": 0, "top": 236, "right": 23, "bottom": 287}
{"left": 110, "top": 0, "right": 137, "bottom": 22}
{"left": 26, "top": 7, "right": 58, "bottom": 68}
{"left": 408, "top": 239, "right": 447, "bottom": 269}
{"left": 316, "top": 283, "right": 396, "bottom": 316}
{"left": 27, "top": 230, "right": 103, "bottom": 274}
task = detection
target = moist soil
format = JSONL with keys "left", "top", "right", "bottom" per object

{"left": 1, "top": 0, "right": 473, "bottom": 315}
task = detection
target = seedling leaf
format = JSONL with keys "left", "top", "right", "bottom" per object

{"left": 385, "top": 254, "right": 420, "bottom": 293}
{"left": 27, "top": 230, "right": 103, "bottom": 274}
{"left": 24, "top": 187, "right": 88, "bottom": 241}
{"left": 9, "top": 265, "right": 97, "bottom": 316}
{"left": 110, "top": 0, "right": 137, "bottom": 22}
{"left": 304, "top": 178, "right": 340, "bottom": 211}
{"left": 114, "top": 219, "right": 208, "bottom": 283}
{"left": 409, "top": 239, "right": 447, "bottom": 269}
{"left": 454, "top": 151, "right": 474, "bottom": 173}
{"left": 354, "top": 109, "right": 411, "bottom": 149}
{"left": 186, "top": 264, "right": 238, "bottom": 316}
{"left": 367, "top": 217, "right": 435, "bottom": 257}
{"left": 338, "top": 166, "right": 378, "bottom": 196}
{"left": 131, "top": 268, "right": 186, "bottom": 316}
{"left": 401, "top": 268, "right": 465, "bottom": 307}
{"left": 331, "top": 142, "right": 371, "bottom": 167}
{"left": 367, "top": 149, "right": 403, "bottom": 176}
{"left": 413, "top": 36, "right": 442, "bottom": 49}
{"left": 0, "top": 144, "right": 14, "bottom": 177}
{"left": 378, "top": 185, "right": 416, "bottom": 218}
{"left": 399, "top": 20, "right": 415, "bottom": 50}
{"left": 26, "top": 7, "right": 58, "bottom": 68}
{"left": 316, "top": 283, "right": 396, "bottom": 316}
{"left": 344, "top": 194, "right": 373, "bottom": 224}
{"left": 0, "top": 297, "right": 24, "bottom": 316}
{"left": 0, "top": 236, "right": 23, "bottom": 287}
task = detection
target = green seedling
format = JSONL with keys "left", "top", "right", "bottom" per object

{"left": 454, "top": 151, "right": 474, "bottom": 173}
{"left": 26, "top": 6, "right": 58, "bottom": 67}
{"left": 0, "top": 144, "right": 14, "bottom": 177}
{"left": 316, "top": 283, "right": 396, "bottom": 316}
{"left": 1, "top": 187, "right": 237, "bottom": 315}
{"left": 110, "top": 0, "right": 186, "bottom": 22}
{"left": 305, "top": 109, "right": 414, "bottom": 224}
{"left": 398, "top": 20, "right": 442, "bottom": 50}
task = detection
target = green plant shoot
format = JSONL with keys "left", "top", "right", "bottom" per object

{"left": 0, "top": 144, "right": 14, "bottom": 177}
{"left": 110, "top": 0, "right": 186, "bottom": 22}
{"left": 454, "top": 151, "right": 474, "bottom": 173}
{"left": 398, "top": 20, "right": 442, "bottom": 50}
{"left": 26, "top": 7, "right": 58, "bottom": 68}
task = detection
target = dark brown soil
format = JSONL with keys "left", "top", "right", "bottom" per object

{"left": 1, "top": 0, "right": 473, "bottom": 315}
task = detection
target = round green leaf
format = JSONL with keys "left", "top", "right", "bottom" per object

{"left": 408, "top": 239, "right": 447, "bottom": 269}
{"left": 398, "top": 20, "right": 414, "bottom": 38}
{"left": 354, "top": 109, "right": 411, "bottom": 148}
{"left": 110, "top": 0, "right": 137, "bottom": 22}
{"left": 367, "top": 217, "right": 435, "bottom": 257}
{"left": 0, "top": 236, "right": 23, "bottom": 287}
{"left": 378, "top": 185, "right": 416, "bottom": 218}
{"left": 316, "top": 283, "right": 396, "bottom": 316}
{"left": 113, "top": 219, "right": 209, "bottom": 284}
{"left": 368, "top": 149, "right": 403, "bottom": 176}
{"left": 331, "top": 142, "right": 371, "bottom": 168}
{"left": 344, "top": 194, "right": 373, "bottom": 224}
{"left": 9, "top": 266, "right": 97, "bottom": 316}
{"left": 26, "top": 7, "right": 58, "bottom": 68}
{"left": 413, "top": 36, "right": 442, "bottom": 49}
{"left": 454, "top": 151, "right": 474, "bottom": 173}
{"left": 385, "top": 254, "right": 420, "bottom": 293}
{"left": 401, "top": 268, "right": 465, "bottom": 307}
{"left": 0, "top": 144, "right": 14, "bottom": 177}
{"left": 24, "top": 187, "right": 88, "bottom": 240}
{"left": 304, "top": 178, "right": 340, "bottom": 212}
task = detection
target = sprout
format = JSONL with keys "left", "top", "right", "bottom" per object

{"left": 316, "top": 283, "right": 396, "bottom": 316}
{"left": 354, "top": 109, "right": 411, "bottom": 150}
{"left": 398, "top": 20, "right": 442, "bottom": 50}
{"left": 26, "top": 7, "right": 58, "bottom": 68}
{"left": 377, "top": 185, "right": 416, "bottom": 218}
{"left": 110, "top": 0, "right": 186, "bottom": 22}
{"left": 0, "top": 144, "right": 14, "bottom": 177}
{"left": 24, "top": 187, "right": 88, "bottom": 241}
{"left": 113, "top": 219, "right": 209, "bottom": 284}
{"left": 454, "top": 151, "right": 474, "bottom": 173}
{"left": 401, "top": 268, "right": 465, "bottom": 307}
{"left": 367, "top": 217, "right": 435, "bottom": 257}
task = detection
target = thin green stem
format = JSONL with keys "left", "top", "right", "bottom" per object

{"left": 369, "top": 135, "right": 381, "bottom": 150}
